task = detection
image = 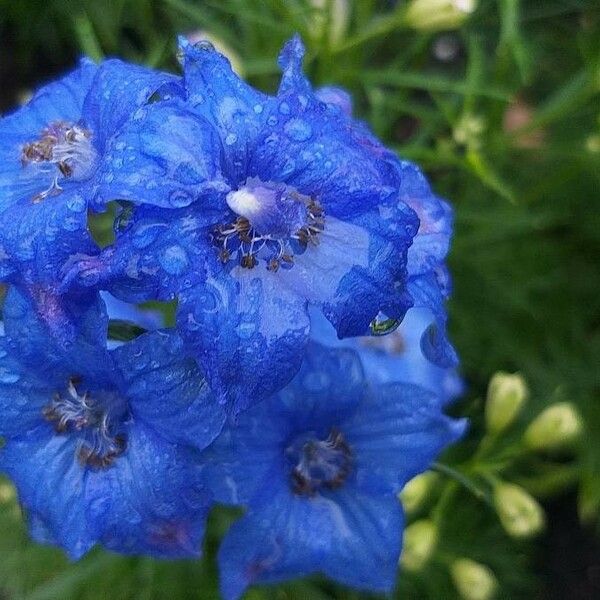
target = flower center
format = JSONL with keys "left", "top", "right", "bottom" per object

{"left": 286, "top": 428, "right": 353, "bottom": 496}
{"left": 42, "top": 377, "right": 128, "bottom": 470}
{"left": 213, "top": 178, "right": 324, "bottom": 272}
{"left": 21, "top": 121, "right": 99, "bottom": 203}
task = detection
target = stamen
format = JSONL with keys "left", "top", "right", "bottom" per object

{"left": 287, "top": 428, "right": 353, "bottom": 497}
{"left": 213, "top": 181, "right": 325, "bottom": 271}
{"left": 21, "top": 121, "right": 98, "bottom": 202}
{"left": 43, "top": 377, "right": 127, "bottom": 470}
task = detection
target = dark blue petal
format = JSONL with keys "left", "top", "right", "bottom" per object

{"left": 343, "top": 383, "right": 467, "bottom": 494}
{"left": 87, "top": 424, "right": 211, "bottom": 559}
{"left": 83, "top": 59, "right": 181, "bottom": 152}
{"left": 0, "top": 59, "right": 97, "bottom": 212}
{"left": 178, "top": 266, "right": 310, "bottom": 416}
{"left": 179, "top": 36, "right": 269, "bottom": 184}
{"left": 114, "top": 330, "right": 225, "bottom": 450}
{"left": 0, "top": 425, "right": 97, "bottom": 559}
{"left": 409, "top": 273, "right": 459, "bottom": 368}
{"left": 62, "top": 206, "right": 213, "bottom": 302}
{"left": 218, "top": 482, "right": 402, "bottom": 599}
{"left": 94, "top": 99, "right": 227, "bottom": 209}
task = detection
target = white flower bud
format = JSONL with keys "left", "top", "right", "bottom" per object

{"left": 399, "top": 471, "right": 438, "bottom": 514}
{"left": 524, "top": 403, "right": 583, "bottom": 451}
{"left": 404, "top": 0, "right": 477, "bottom": 32}
{"left": 493, "top": 482, "right": 545, "bottom": 538}
{"left": 451, "top": 558, "right": 498, "bottom": 600}
{"left": 485, "top": 372, "right": 528, "bottom": 434}
{"left": 400, "top": 519, "right": 438, "bottom": 571}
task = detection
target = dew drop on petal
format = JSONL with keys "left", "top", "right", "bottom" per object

{"left": 159, "top": 245, "right": 189, "bottom": 276}
{"left": 284, "top": 118, "right": 313, "bottom": 142}
{"left": 225, "top": 132, "right": 238, "bottom": 146}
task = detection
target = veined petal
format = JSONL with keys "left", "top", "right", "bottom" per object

{"left": 114, "top": 330, "right": 225, "bottom": 450}
{"left": 178, "top": 266, "right": 310, "bottom": 416}
{"left": 95, "top": 99, "right": 227, "bottom": 209}
{"left": 0, "top": 59, "right": 97, "bottom": 212}
{"left": 0, "top": 425, "right": 97, "bottom": 559}
{"left": 86, "top": 424, "right": 211, "bottom": 559}
{"left": 83, "top": 59, "right": 182, "bottom": 152}
{"left": 62, "top": 205, "right": 213, "bottom": 303}
{"left": 179, "top": 36, "right": 269, "bottom": 184}
{"left": 343, "top": 383, "right": 467, "bottom": 494}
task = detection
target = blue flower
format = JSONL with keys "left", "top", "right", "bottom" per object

{"left": 199, "top": 342, "right": 466, "bottom": 597}
{"left": 63, "top": 37, "right": 421, "bottom": 415}
{"left": 310, "top": 306, "right": 463, "bottom": 403}
{"left": 0, "top": 59, "right": 177, "bottom": 289}
{"left": 0, "top": 288, "right": 225, "bottom": 559}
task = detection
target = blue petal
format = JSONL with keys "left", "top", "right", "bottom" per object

{"left": 94, "top": 99, "right": 227, "bottom": 209}
{"left": 0, "top": 189, "right": 96, "bottom": 287}
{"left": 199, "top": 341, "right": 363, "bottom": 504}
{"left": 2, "top": 286, "right": 109, "bottom": 371}
{"left": 0, "top": 425, "right": 97, "bottom": 559}
{"left": 0, "top": 59, "right": 97, "bottom": 212}
{"left": 179, "top": 36, "right": 269, "bottom": 184}
{"left": 87, "top": 424, "right": 212, "bottom": 559}
{"left": 178, "top": 266, "right": 310, "bottom": 416}
{"left": 101, "top": 291, "right": 163, "bottom": 332}
{"left": 83, "top": 59, "right": 181, "bottom": 153}
{"left": 343, "top": 383, "right": 467, "bottom": 494}
{"left": 315, "top": 86, "right": 353, "bottom": 115}
{"left": 62, "top": 205, "right": 213, "bottom": 302}
{"left": 0, "top": 337, "right": 62, "bottom": 438}
{"left": 218, "top": 482, "right": 402, "bottom": 599}
{"left": 113, "top": 330, "right": 226, "bottom": 450}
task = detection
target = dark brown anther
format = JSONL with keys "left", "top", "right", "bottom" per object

{"left": 240, "top": 254, "right": 257, "bottom": 269}
{"left": 267, "top": 258, "right": 280, "bottom": 272}
{"left": 219, "top": 248, "right": 231, "bottom": 263}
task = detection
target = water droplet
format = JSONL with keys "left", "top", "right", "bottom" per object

{"left": 193, "top": 40, "right": 215, "bottom": 52}
{"left": 279, "top": 102, "right": 291, "bottom": 115}
{"left": 253, "top": 104, "right": 264, "bottom": 114}
{"left": 369, "top": 316, "right": 401, "bottom": 336}
{"left": 225, "top": 132, "right": 238, "bottom": 146}
{"left": 267, "top": 116, "right": 278, "bottom": 127}
{"left": 159, "top": 245, "right": 189, "bottom": 276}
{"left": 284, "top": 119, "right": 312, "bottom": 142}
{"left": 169, "top": 189, "right": 192, "bottom": 208}
{"left": 0, "top": 369, "right": 20, "bottom": 384}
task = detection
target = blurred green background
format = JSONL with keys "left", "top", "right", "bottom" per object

{"left": 0, "top": 0, "right": 599, "bottom": 598}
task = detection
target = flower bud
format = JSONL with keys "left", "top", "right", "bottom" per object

{"left": 493, "top": 483, "right": 545, "bottom": 538}
{"left": 524, "top": 403, "right": 583, "bottom": 451}
{"left": 451, "top": 558, "right": 498, "bottom": 600}
{"left": 400, "top": 519, "right": 438, "bottom": 571}
{"left": 485, "top": 372, "right": 527, "bottom": 434}
{"left": 399, "top": 471, "right": 438, "bottom": 514}
{"left": 404, "top": 0, "right": 477, "bottom": 32}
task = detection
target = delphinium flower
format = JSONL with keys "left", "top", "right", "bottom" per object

{"left": 0, "top": 288, "right": 225, "bottom": 558}
{"left": 62, "top": 36, "right": 428, "bottom": 415}
{"left": 0, "top": 58, "right": 177, "bottom": 344}
{"left": 198, "top": 342, "right": 466, "bottom": 598}
{"left": 310, "top": 306, "right": 463, "bottom": 403}
{"left": 315, "top": 83, "right": 459, "bottom": 368}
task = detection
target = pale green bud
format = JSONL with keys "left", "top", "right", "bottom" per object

{"left": 0, "top": 481, "right": 16, "bottom": 504}
{"left": 400, "top": 519, "right": 438, "bottom": 571}
{"left": 524, "top": 403, "right": 583, "bottom": 451}
{"left": 451, "top": 558, "right": 498, "bottom": 600}
{"left": 493, "top": 483, "right": 545, "bottom": 538}
{"left": 404, "top": 0, "right": 477, "bottom": 32}
{"left": 485, "top": 372, "right": 528, "bottom": 434}
{"left": 399, "top": 472, "right": 438, "bottom": 514}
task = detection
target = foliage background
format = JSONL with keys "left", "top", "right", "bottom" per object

{"left": 0, "top": 0, "right": 599, "bottom": 598}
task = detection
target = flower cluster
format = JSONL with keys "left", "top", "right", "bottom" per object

{"left": 0, "top": 34, "right": 465, "bottom": 597}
